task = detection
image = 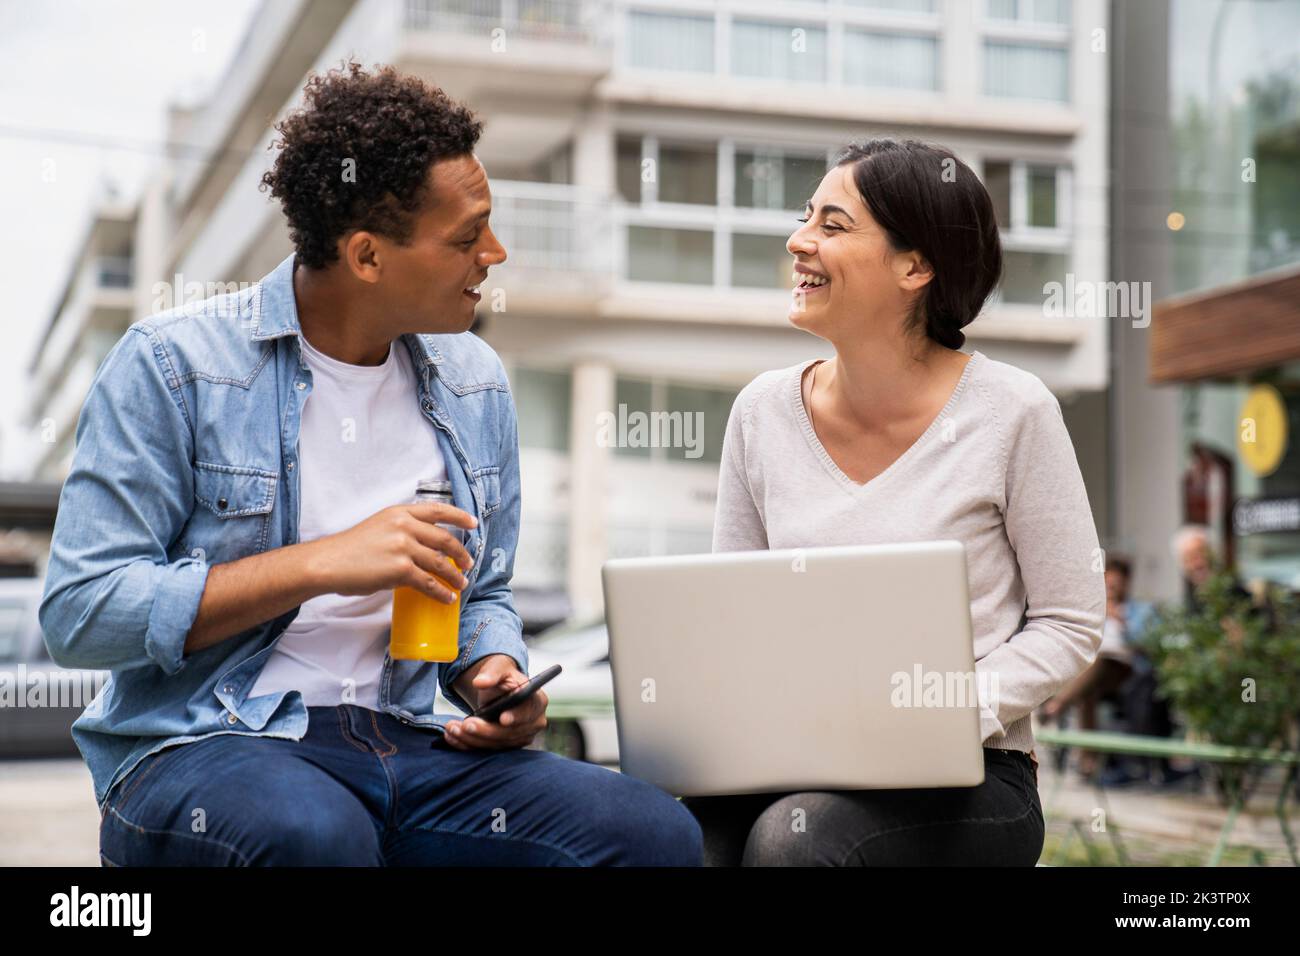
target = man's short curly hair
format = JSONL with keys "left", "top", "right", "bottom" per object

{"left": 260, "top": 61, "right": 484, "bottom": 269}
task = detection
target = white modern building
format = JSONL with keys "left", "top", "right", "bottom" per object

{"left": 23, "top": 0, "right": 1111, "bottom": 617}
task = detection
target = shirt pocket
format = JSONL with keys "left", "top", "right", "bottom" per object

{"left": 472, "top": 465, "right": 501, "bottom": 519}
{"left": 189, "top": 461, "right": 278, "bottom": 561}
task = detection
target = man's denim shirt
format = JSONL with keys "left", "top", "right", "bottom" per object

{"left": 39, "top": 253, "right": 528, "bottom": 810}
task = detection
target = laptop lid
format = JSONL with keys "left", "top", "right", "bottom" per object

{"left": 601, "top": 541, "right": 985, "bottom": 796}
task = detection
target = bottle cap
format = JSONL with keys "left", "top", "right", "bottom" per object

{"left": 415, "top": 478, "right": 452, "bottom": 499}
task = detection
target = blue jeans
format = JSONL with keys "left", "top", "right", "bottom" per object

{"left": 680, "top": 747, "right": 1044, "bottom": 866}
{"left": 99, "top": 705, "right": 702, "bottom": 866}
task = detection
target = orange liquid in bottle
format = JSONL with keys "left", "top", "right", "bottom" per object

{"left": 390, "top": 557, "right": 460, "bottom": 662}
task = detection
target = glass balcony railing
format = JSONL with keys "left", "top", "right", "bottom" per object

{"left": 95, "top": 256, "right": 133, "bottom": 290}
{"left": 490, "top": 181, "right": 613, "bottom": 277}
{"left": 403, "top": 0, "right": 609, "bottom": 44}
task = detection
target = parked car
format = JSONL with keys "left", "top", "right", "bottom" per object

{"left": 0, "top": 578, "right": 108, "bottom": 757}
{"left": 525, "top": 617, "right": 618, "bottom": 765}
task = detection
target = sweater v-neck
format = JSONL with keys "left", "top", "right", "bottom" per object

{"left": 792, "top": 350, "right": 983, "bottom": 494}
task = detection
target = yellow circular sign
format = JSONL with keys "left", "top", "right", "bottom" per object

{"left": 1238, "top": 384, "right": 1288, "bottom": 477}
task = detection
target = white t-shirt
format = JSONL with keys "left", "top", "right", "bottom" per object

{"left": 248, "top": 332, "right": 448, "bottom": 710}
{"left": 1097, "top": 615, "right": 1133, "bottom": 665}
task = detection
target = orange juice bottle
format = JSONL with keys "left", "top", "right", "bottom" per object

{"left": 390, "top": 478, "right": 463, "bottom": 662}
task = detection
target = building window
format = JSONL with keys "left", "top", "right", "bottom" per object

{"left": 513, "top": 367, "right": 571, "bottom": 452}
{"left": 843, "top": 30, "right": 939, "bottom": 90}
{"left": 616, "top": 135, "right": 644, "bottom": 203}
{"left": 845, "top": 0, "right": 937, "bottom": 11}
{"left": 617, "top": 138, "right": 717, "bottom": 205}
{"left": 1000, "top": 250, "right": 1069, "bottom": 303}
{"left": 732, "top": 232, "right": 793, "bottom": 289}
{"left": 986, "top": 0, "right": 1070, "bottom": 26}
{"left": 612, "top": 377, "right": 653, "bottom": 460}
{"left": 627, "top": 226, "right": 714, "bottom": 284}
{"left": 663, "top": 382, "right": 737, "bottom": 465}
{"left": 730, "top": 19, "right": 828, "bottom": 84}
{"left": 1027, "top": 164, "right": 1058, "bottom": 227}
{"left": 984, "top": 160, "right": 1013, "bottom": 228}
{"left": 734, "top": 149, "right": 827, "bottom": 211}
{"left": 977, "top": 161, "right": 1060, "bottom": 232}
{"left": 983, "top": 41, "right": 1068, "bottom": 102}
{"left": 611, "top": 375, "right": 737, "bottom": 465}
{"left": 981, "top": 0, "right": 1070, "bottom": 103}
{"left": 627, "top": 10, "right": 714, "bottom": 72}
{"left": 981, "top": 159, "right": 1071, "bottom": 304}
{"left": 657, "top": 142, "right": 718, "bottom": 205}
{"left": 622, "top": 3, "right": 942, "bottom": 91}
{"left": 622, "top": 135, "right": 830, "bottom": 288}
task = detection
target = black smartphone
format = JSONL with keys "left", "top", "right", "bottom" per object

{"left": 429, "top": 664, "right": 562, "bottom": 748}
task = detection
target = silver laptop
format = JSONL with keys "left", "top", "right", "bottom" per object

{"left": 601, "top": 541, "right": 985, "bottom": 797}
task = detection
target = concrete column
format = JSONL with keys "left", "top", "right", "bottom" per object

{"left": 566, "top": 360, "right": 615, "bottom": 616}
{"left": 571, "top": 104, "right": 616, "bottom": 279}
{"left": 572, "top": 103, "right": 614, "bottom": 195}
{"left": 943, "top": 0, "right": 976, "bottom": 100}
{"left": 133, "top": 168, "right": 173, "bottom": 320}
{"left": 1110, "top": 0, "right": 1183, "bottom": 601}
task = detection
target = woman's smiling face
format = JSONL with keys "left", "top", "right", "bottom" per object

{"left": 786, "top": 163, "right": 930, "bottom": 338}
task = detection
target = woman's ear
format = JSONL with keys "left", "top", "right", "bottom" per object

{"left": 895, "top": 249, "right": 934, "bottom": 293}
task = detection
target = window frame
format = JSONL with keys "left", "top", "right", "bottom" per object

{"left": 978, "top": 0, "right": 1071, "bottom": 103}
{"left": 618, "top": 132, "right": 832, "bottom": 289}
{"left": 611, "top": 372, "right": 739, "bottom": 467}
{"left": 619, "top": 0, "right": 945, "bottom": 92}
{"left": 974, "top": 155, "right": 1073, "bottom": 305}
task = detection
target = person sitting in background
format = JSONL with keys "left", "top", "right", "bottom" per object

{"left": 1118, "top": 525, "right": 1237, "bottom": 788}
{"left": 1177, "top": 524, "right": 1218, "bottom": 609}
{"left": 1174, "top": 524, "right": 1267, "bottom": 632}
{"left": 1041, "top": 555, "right": 1150, "bottom": 781}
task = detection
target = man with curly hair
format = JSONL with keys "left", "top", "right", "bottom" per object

{"left": 41, "top": 62, "right": 703, "bottom": 866}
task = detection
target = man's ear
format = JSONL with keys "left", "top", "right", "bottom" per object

{"left": 342, "top": 231, "right": 382, "bottom": 284}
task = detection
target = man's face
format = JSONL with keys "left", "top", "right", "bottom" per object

{"left": 376, "top": 153, "right": 506, "bottom": 333}
{"left": 1104, "top": 569, "right": 1128, "bottom": 604}
{"left": 1179, "top": 534, "right": 1212, "bottom": 585}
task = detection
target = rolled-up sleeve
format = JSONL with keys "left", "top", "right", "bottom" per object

{"left": 439, "top": 380, "right": 528, "bottom": 714}
{"left": 975, "top": 387, "right": 1106, "bottom": 742}
{"left": 39, "top": 326, "right": 209, "bottom": 675}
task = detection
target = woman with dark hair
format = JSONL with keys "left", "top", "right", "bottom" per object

{"left": 684, "top": 138, "right": 1105, "bottom": 866}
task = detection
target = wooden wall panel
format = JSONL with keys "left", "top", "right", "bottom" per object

{"left": 1150, "top": 267, "right": 1300, "bottom": 383}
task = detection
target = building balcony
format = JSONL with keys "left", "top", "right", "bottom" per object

{"left": 484, "top": 180, "right": 615, "bottom": 313}
{"left": 490, "top": 179, "right": 1096, "bottom": 331}
{"left": 27, "top": 257, "right": 135, "bottom": 428}
{"left": 485, "top": 177, "right": 1104, "bottom": 390}
{"left": 397, "top": 0, "right": 614, "bottom": 99}
{"left": 404, "top": 0, "right": 609, "bottom": 44}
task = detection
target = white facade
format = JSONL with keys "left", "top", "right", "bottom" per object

{"left": 23, "top": 0, "right": 1111, "bottom": 617}
{"left": 22, "top": 203, "right": 136, "bottom": 480}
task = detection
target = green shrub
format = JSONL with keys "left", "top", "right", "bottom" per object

{"left": 1138, "top": 568, "right": 1300, "bottom": 806}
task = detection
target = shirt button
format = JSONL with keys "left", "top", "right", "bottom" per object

{"left": 217, "top": 497, "right": 228, "bottom": 510}
{"left": 287, "top": 461, "right": 295, "bottom": 471}
{"left": 223, "top": 685, "right": 234, "bottom": 694}
{"left": 296, "top": 382, "right": 306, "bottom": 390}
{"left": 227, "top": 713, "right": 238, "bottom": 724}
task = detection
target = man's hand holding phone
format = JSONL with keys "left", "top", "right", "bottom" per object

{"left": 443, "top": 654, "right": 550, "bottom": 750}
